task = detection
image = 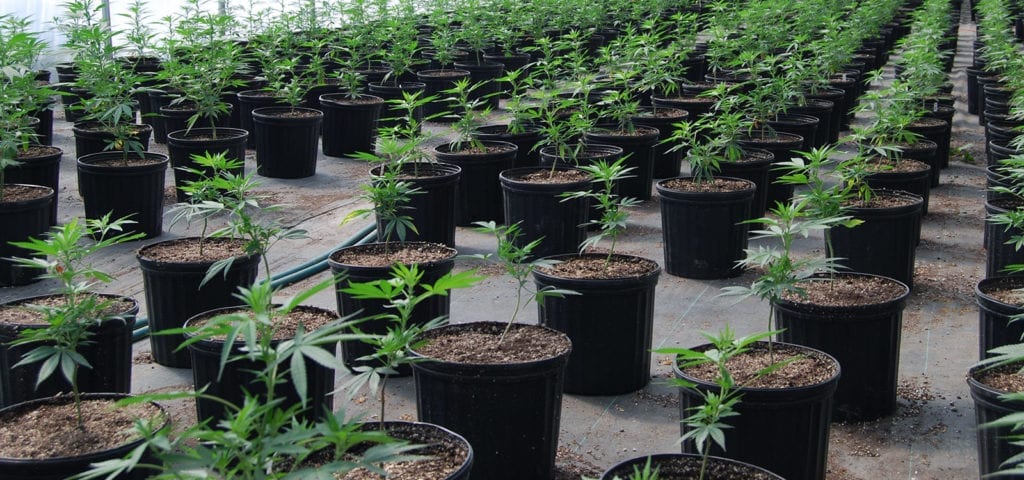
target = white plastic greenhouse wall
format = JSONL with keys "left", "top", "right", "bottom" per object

{"left": 3, "top": 0, "right": 251, "bottom": 65}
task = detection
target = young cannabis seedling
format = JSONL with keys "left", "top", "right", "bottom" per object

{"left": 9, "top": 214, "right": 144, "bottom": 428}
{"left": 472, "top": 221, "right": 576, "bottom": 343}
{"left": 720, "top": 200, "right": 847, "bottom": 358}
{"left": 654, "top": 327, "right": 787, "bottom": 480}
{"left": 166, "top": 151, "right": 246, "bottom": 258}
{"left": 340, "top": 263, "right": 482, "bottom": 425}
{"left": 562, "top": 157, "right": 640, "bottom": 270}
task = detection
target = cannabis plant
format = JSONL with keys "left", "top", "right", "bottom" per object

{"left": 472, "top": 221, "right": 575, "bottom": 342}
{"left": 9, "top": 214, "right": 144, "bottom": 428}
{"left": 562, "top": 157, "right": 641, "bottom": 269}
{"left": 655, "top": 327, "right": 788, "bottom": 480}
{"left": 340, "top": 263, "right": 481, "bottom": 424}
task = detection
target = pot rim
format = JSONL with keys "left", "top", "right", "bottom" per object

{"left": 671, "top": 340, "right": 842, "bottom": 394}
{"left": 409, "top": 321, "right": 572, "bottom": 368}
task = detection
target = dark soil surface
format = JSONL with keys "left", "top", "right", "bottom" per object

{"left": 680, "top": 343, "right": 838, "bottom": 388}
{"left": 137, "top": 237, "right": 250, "bottom": 263}
{"left": 781, "top": 274, "right": 907, "bottom": 307}
{"left": 329, "top": 243, "right": 455, "bottom": 267}
{"left": 0, "top": 395, "right": 162, "bottom": 459}
{"left": 415, "top": 323, "right": 571, "bottom": 364}
{"left": 540, "top": 254, "right": 659, "bottom": 280}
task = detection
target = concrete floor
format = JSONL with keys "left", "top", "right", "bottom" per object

{"left": 0, "top": 12, "right": 993, "bottom": 480}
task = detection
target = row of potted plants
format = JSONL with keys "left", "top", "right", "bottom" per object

{"left": 965, "top": 0, "right": 1024, "bottom": 475}
{"left": 0, "top": 0, "right": 990, "bottom": 478}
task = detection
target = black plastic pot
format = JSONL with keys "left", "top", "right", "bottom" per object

{"left": 985, "top": 199, "right": 1024, "bottom": 278}
{"left": 633, "top": 107, "right": 689, "bottom": 179}
{"left": 967, "top": 67, "right": 983, "bottom": 114}
{"left": 500, "top": 167, "right": 592, "bottom": 258}
{"left": 674, "top": 342, "right": 840, "bottom": 480}
{"left": 774, "top": 273, "right": 910, "bottom": 422}
{"left": 538, "top": 144, "right": 623, "bottom": 226}
{"left": 804, "top": 87, "right": 846, "bottom": 144}
{"left": 159, "top": 104, "right": 232, "bottom": 139}
{"left": 967, "top": 364, "right": 1024, "bottom": 476}
{"left": 252, "top": 106, "right": 322, "bottom": 179}
{"left": 473, "top": 123, "right": 544, "bottom": 168}
{"left": 236, "top": 90, "right": 285, "bottom": 149}
{"left": 411, "top": 322, "right": 571, "bottom": 480}
{"left": 601, "top": 453, "right": 785, "bottom": 480}
{"left": 921, "top": 104, "right": 956, "bottom": 169}
{"left": 716, "top": 148, "right": 775, "bottom": 220}
{"left": 865, "top": 159, "right": 932, "bottom": 217}
{"left": 319, "top": 93, "right": 384, "bottom": 158}
{"left": 370, "top": 162, "right": 461, "bottom": 247}
{"left": 767, "top": 113, "right": 820, "bottom": 151}
{"left": 326, "top": 242, "right": 457, "bottom": 374}
{"left": 482, "top": 52, "right": 531, "bottom": 97}
{"left": 906, "top": 117, "right": 951, "bottom": 187}
{"left": 453, "top": 60, "right": 505, "bottom": 110}
{"left": 71, "top": 122, "right": 152, "bottom": 159}
{"left": 145, "top": 89, "right": 175, "bottom": 144}
{"left": 76, "top": 151, "right": 169, "bottom": 239}
{"left": 166, "top": 128, "right": 248, "bottom": 202}
{"left": 830, "top": 190, "right": 923, "bottom": 289}
{"left": 656, "top": 176, "right": 756, "bottom": 279}
{"left": 652, "top": 95, "right": 717, "bottom": 120}
{"left": 28, "top": 103, "right": 54, "bottom": 147}
{"left": 416, "top": 69, "right": 470, "bottom": 120}
{"left": 789, "top": 98, "right": 835, "bottom": 148}
{"left": 737, "top": 131, "right": 803, "bottom": 210}
{"left": 0, "top": 295, "right": 137, "bottom": 407}
{"left": 185, "top": 305, "right": 337, "bottom": 424}
{"left": 987, "top": 164, "right": 1015, "bottom": 203}
{"left": 360, "top": 421, "right": 474, "bottom": 480}
{"left": 0, "top": 393, "right": 164, "bottom": 480}
{"left": 433, "top": 141, "right": 517, "bottom": 225}
{"left": 584, "top": 125, "right": 660, "bottom": 201}
{"left": 5, "top": 146, "right": 61, "bottom": 225}
{"left": 533, "top": 254, "right": 661, "bottom": 395}
{"left": 0, "top": 185, "right": 55, "bottom": 286}
{"left": 136, "top": 239, "right": 260, "bottom": 368}
{"left": 975, "top": 276, "right": 1024, "bottom": 359}
{"left": 989, "top": 140, "right": 1022, "bottom": 167}
{"left": 368, "top": 82, "right": 426, "bottom": 131}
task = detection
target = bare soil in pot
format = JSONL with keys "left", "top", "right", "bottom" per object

{"left": 842, "top": 190, "right": 922, "bottom": 209}
{"left": 602, "top": 454, "right": 783, "bottom": 480}
{"left": 865, "top": 158, "right": 930, "bottom": 174}
{"left": 503, "top": 167, "right": 590, "bottom": 184}
{"left": 659, "top": 177, "right": 752, "bottom": 193}
{"left": 0, "top": 294, "right": 136, "bottom": 325}
{"left": 80, "top": 154, "right": 166, "bottom": 168}
{"left": 339, "top": 422, "right": 472, "bottom": 480}
{"left": 781, "top": 274, "right": 908, "bottom": 308}
{"left": 189, "top": 305, "right": 334, "bottom": 341}
{"left": 0, "top": 394, "right": 162, "bottom": 459}
{"left": 416, "top": 322, "right": 571, "bottom": 363}
{"left": 328, "top": 242, "right": 456, "bottom": 268}
{"left": 0, "top": 184, "right": 51, "bottom": 203}
{"left": 537, "top": 253, "right": 659, "bottom": 280}
{"left": 975, "top": 364, "right": 1024, "bottom": 392}
{"left": 681, "top": 342, "right": 838, "bottom": 388}
{"left": 137, "top": 237, "right": 249, "bottom": 263}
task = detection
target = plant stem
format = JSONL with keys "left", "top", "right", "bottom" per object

{"left": 379, "top": 376, "right": 388, "bottom": 429}
{"left": 73, "top": 364, "right": 84, "bottom": 430}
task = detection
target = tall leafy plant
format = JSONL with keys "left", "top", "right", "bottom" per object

{"left": 9, "top": 215, "right": 144, "bottom": 428}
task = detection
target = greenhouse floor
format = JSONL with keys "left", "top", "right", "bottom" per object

{"left": 0, "top": 13, "right": 995, "bottom": 480}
